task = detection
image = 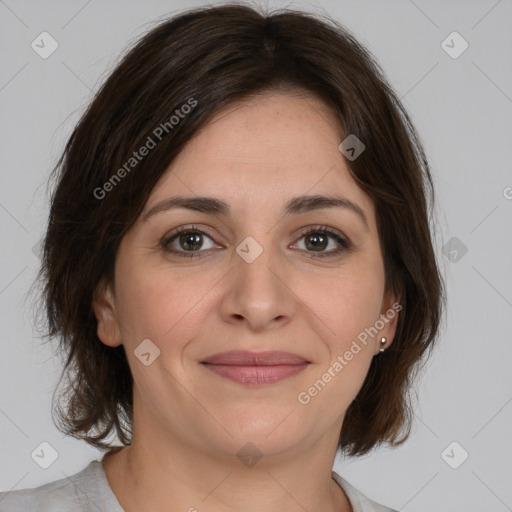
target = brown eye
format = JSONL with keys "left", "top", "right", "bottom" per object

{"left": 304, "top": 232, "right": 329, "bottom": 252}
{"left": 293, "top": 226, "right": 351, "bottom": 258}
{"left": 162, "top": 225, "right": 219, "bottom": 258}
{"left": 177, "top": 232, "right": 204, "bottom": 251}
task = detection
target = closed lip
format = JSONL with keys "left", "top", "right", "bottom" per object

{"left": 201, "top": 350, "right": 310, "bottom": 366}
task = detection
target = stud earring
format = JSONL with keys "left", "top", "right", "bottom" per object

{"left": 379, "top": 337, "right": 387, "bottom": 353}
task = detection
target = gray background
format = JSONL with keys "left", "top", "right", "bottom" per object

{"left": 1, "top": 0, "right": 511, "bottom": 510}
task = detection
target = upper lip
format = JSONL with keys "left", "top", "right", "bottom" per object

{"left": 201, "top": 350, "right": 310, "bottom": 366}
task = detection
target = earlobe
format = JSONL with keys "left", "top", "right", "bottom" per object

{"left": 377, "top": 293, "right": 401, "bottom": 354}
{"left": 92, "top": 278, "right": 123, "bottom": 347}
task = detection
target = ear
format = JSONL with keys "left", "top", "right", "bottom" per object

{"left": 92, "top": 278, "right": 123, "bottom": 347}
{"left": 375, "top": 290, "right": 402, "bottom": 354}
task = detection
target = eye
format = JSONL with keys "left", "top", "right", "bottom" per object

{"left": 161, "top": 225, "right": 220, "bottom": 258}
{"left": 292, "top": 225, "right": 351, "bottom": 258}
{"left": 161, "top": 224, "right": 351, "bottom": 260}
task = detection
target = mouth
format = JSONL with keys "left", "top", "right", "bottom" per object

{"left": 200, "top": 350, "right": 311, "bottom": 385}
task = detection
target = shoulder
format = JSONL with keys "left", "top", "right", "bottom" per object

{"left": 332, "top": 471, "right": 399, "bottom": 512}
{"left": 0, "top": 460, "right": 123, "bottom": 512}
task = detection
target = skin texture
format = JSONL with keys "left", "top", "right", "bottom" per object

{"left": 93, "top": 91, "right": 399, "bottom": 512}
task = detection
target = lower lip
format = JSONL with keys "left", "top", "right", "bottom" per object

{"left": 202, "top": 363, "right": 309, "bottom": 385}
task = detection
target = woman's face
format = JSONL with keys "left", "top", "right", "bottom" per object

{"left": 94, "top": 91, "right": 398, "bottom": 461}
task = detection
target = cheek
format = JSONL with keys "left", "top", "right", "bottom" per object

{"left": 114, "top": 267, "right": 210, "bottom": 351}
{"left": 298, "top": 284, "right": 380, "bottom": 416}
{"left": 296, "top": 261, "right": 384, "bottom": 403}
{"left": 112, "top": 271, "right": 203, "bottom": 394}
{"left": 302, "top": 263, "right": 385, "bottom": 343}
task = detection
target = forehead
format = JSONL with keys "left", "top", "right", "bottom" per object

{"left": 145, "top": 92, "right": 375, "bottom": 220}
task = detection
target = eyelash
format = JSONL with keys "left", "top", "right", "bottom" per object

{"left": 161, "top": 224, "right": 351, "bottom": 259}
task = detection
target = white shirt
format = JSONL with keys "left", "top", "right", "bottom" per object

{"left": 0, "top": 459, "right": 398, "bottom": 511}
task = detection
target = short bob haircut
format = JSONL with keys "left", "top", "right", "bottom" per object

{"left": 35, "top": 3, "right": 444, "bottom": 457}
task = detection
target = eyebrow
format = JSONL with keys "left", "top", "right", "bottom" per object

{"left": 142, "top": 194, "right": 369, "bottom": 230}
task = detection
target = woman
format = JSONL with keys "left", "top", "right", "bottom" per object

{"left": 0, "top": 3, "right": 443, "bottom": 511}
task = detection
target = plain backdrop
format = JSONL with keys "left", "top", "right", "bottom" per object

{"left": 1, "top": 1, "right": 511, "bottom": 511}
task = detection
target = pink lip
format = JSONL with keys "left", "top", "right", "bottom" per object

{"left": 201, "top": 351, "right": 310, "bottom": 385}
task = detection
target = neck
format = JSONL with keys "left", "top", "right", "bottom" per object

{"left": 101, "top": 396, "right": 352, "bottom": 512}
{"left": 103, "top": 437, "right": 352, "bottom": 512}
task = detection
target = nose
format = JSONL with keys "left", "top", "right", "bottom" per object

{"left": 218, "top": 238, "right": 296, "bottom": 332}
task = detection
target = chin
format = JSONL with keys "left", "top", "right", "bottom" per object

{"left": 220, "top": 410, "right": 307, "bottom": 448}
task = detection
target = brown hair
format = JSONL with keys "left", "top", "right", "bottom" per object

{"left": 34, "top": 3, "right": 444, "bottom": 456}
